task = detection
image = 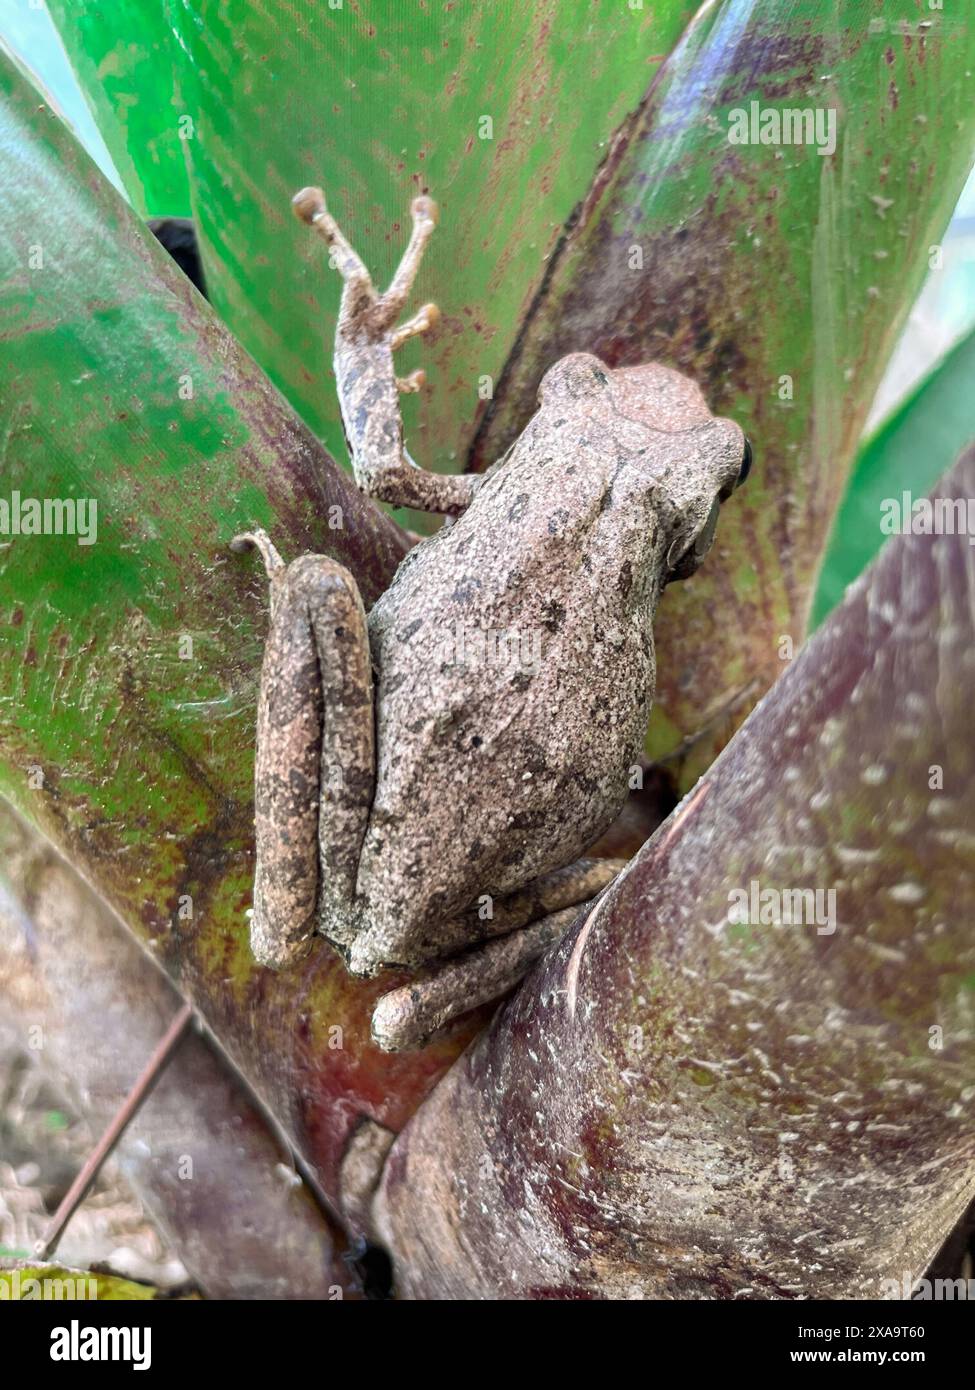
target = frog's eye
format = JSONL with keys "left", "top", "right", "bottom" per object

{"left": 719, "top": 435, "right": 753, "bottom": 502}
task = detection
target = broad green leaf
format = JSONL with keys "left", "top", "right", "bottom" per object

{"left": 813, "top": 325, "right": 975, "bottom": 625}
{"left": 0, "top": 49, "right": 469, "bottom": 1211}
{"left": 113, "top": 0, "right": 695, "bottom": 466}
{"left": 45, "top": 0, "right": 190, "bottom": 217}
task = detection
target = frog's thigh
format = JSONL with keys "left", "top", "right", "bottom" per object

{"left": 251, "top": 555, "right": 374, "bottom": 971}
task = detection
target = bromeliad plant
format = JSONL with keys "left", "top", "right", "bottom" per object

{"left": 1, "top": 0, "right": 974, "bottom": 1298}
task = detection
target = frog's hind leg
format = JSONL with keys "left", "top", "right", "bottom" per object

{"left": 369, "top": 856, "right": 627, "bottom": 1052}
{"left": 292, "top": 186, "right": 482, "bottom": 517}
{"left": 292, "top": 184, "right": 439, "bottom": 341}
{"left": 232, "top": 529, "right": 374, "bottom": 971}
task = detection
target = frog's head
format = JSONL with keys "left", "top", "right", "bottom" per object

{"left": 539, "top": 353, "right": 752, "bottom": 584}
{"left": 647, "top": 371, "right": 751, "bottom": 583}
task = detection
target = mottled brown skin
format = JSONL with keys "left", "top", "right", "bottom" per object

{"left": 235, "top": 189, "right": 749, "bottom": 1051}
{"left": 231, "top": 531, "right": 375, "bottom": 972}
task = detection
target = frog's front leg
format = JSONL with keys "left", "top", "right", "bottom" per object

{"left": 369, "top": 857, "right": 627, "bottom": 1052}
{"left": 231, "top": 529, "right": 374, "bottom": 970}
{"left": 293, "top": 186, "right": 482, "bottom": 517}
{"left": 371, "top": 905, "right": 582, "bottom": 1054}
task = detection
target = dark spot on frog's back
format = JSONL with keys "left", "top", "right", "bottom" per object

{"left": 520, "top": 743, "right": 550, "bottom": 777}
{"left": 505, "top": 566, "right": 524, "bottom": 590}
{"left": 452, "top": 577, "right": 480, "bottom": 604}
{"left": 427, "top": 889, "right": 448, "bottom": 919}
{"left": 541, "top": 598, "right": 565, "bottom": 633}
{"left": 341, "top": 362, "right": 362, "bottom": 393}
{"left": 286, "top": 767, "right": 313, "bottom": 799}
{"left": 397, "top": 618, "right": 423, "bottom": 643}
{"left": 548, "top": 508, "right": 570, "bottom": 536}
{"left": 618, "top": 561, "right": 633, "bottom": 597}
{"left": 558, "top": 764, "right": 598, "bottom": 798}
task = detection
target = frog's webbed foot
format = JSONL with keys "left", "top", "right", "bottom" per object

{"left": 292, "top": 186, "right": 481, "bottom": 518}
{"left": 369, "top": 857, "right": 626, "bottom": 1052}
{"left": 232, "top": 529, "right": 375, "bottom": 970}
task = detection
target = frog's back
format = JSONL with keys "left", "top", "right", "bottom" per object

{"left": 353, "top": 424, "right": 662, "bottom": 967}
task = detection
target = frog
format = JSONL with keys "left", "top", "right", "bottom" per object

{"left": 232, "top": 187, "right": 752, "bottom": 1053}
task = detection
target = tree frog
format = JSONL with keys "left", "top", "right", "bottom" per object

{"left": 233, "top": 188, "right": 751, "bottom": 1052}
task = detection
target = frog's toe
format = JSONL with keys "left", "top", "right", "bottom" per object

{"left": 291, "top": 185, "right": 326, "bottom": 225}
{"left": 389, "top": 302, "right": 440, "bottom": 352}
{"left": 347, "top": 930, "right": 388, "bottom": 978}
{"left": 395, "top": 369, "right": 426, "bottom": 394}
{"left": 230, "top": 528, "right": 285, "bottom": 578}
{"left": 293, "top": 181, "right": 375, "bottom": 295}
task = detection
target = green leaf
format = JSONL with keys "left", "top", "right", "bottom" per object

{"left": 812, "top": 326, "right": 975, "bottom": 626}
{"left": 45, "top": 0, "right": 190, "bottom": 217}
{"left": 130, "top": 0, "right": 695, "bottom": 464}
{"left": 0, "top": 49, "right": 465, "bottom": 1212}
